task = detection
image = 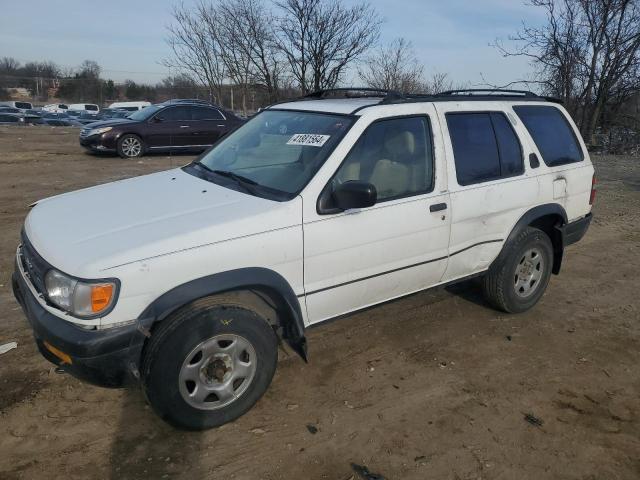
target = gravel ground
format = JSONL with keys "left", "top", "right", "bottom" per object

{"left": 0, "top": 126, "right": 638, "bottom": 480}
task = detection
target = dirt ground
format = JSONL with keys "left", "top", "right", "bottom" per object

{"left": 0, "top": 126, "right": 638, "bottom": 480}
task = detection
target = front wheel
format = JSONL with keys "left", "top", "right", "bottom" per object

{"left": 482, "top": 227, "right": 553, "bottom": 313}
{"left": 117, "top": 134, "right": 145, "bottom": 158}
{"left": 142, "top": 302, "right": 278, "bottom": 430}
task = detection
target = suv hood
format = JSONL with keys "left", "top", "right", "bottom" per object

{"left": 24, "top": 168, "right": 301, "bottom": 277}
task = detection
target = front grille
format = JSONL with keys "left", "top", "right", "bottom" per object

{"left": 20, "top": 231, "right": 50, "bottom": 296}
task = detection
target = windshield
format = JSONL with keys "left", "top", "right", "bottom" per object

{"left": 128, "top": 105, "right": 162, "bottom": 121}
{"left": 189, "top": 109, "right": 353, "bottom": 199}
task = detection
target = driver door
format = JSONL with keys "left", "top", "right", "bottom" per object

{"left": 302, "top": 112, "right": 451, "bottom": 324}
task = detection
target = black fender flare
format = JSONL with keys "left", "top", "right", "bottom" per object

{"left": 134, "top": 267, "right": 307, "bottom": 362}
{"left": 493, "top": 203, "right": 568, "bottom": 274}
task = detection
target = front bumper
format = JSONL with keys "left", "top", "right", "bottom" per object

{"left": 558, "top": 212, "right": 592, "bottom": 247}
{"left": 12, "top": 259, "right": 139, "bottom": 387}
{"left": 79, "top": 133, "right": 117, "bottom": 152}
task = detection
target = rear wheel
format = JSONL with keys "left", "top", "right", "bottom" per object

{"left": 482, "top": 227, "right": 553, "bottom": 313}
{"left": 117, "top": 134, "right": 144, "bottom": 158}
{"left": 142, "top": 301, "right": 278, "bottom": 430}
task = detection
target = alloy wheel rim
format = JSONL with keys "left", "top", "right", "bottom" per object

{"left": 178, "top": 334, "right": 257, "bottom": 410}
{"left": 514, "top": 247, "right": 544, "bottom": 298}
{"left": 122, "top": 137, "right": 141, "bottom": 157}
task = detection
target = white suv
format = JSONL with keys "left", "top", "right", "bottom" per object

{"left": 13, "top": 88, "right": 594, "bottom": 430}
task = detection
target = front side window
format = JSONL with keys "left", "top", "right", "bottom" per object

{"left": 513, "top": 105, "right": 583, "bottom": 166}
{"left": 333, "top": 116, "right": 434, "bottom": 201}
{"left": 188, "top": 109, "right": 353, "bottom": 199}
{"left": 160, "top": 106, "right": 192, "bottom": 121}
{"left": 447, "top": 112, "right": 523, "bottom": 186}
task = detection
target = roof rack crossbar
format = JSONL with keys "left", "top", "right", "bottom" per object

{"left": 437, "top": 88, "right": 538, "bottom": 97}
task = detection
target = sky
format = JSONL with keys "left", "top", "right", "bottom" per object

{"left": 0, "top": 0, "right": 546, "bottom": 87}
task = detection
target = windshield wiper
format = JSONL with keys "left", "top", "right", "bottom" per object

{"left": 212, "top": 169, "right": 259, "bottom": 186}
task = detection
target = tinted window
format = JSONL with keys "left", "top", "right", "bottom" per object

{"left": 513, "top": 105, "right": 583, "bottom": 166}
{"left": 447, "top": 112, "right": 524, "bottom": 185}
{"left": 0, "top": 114, "right": 19, "bottom": 122}
{"left": 161, "top": 106, "right": 192, "bottom": 121}
{"left": 85, "top": 105, "right": 98, "bottom": 111}
{"left": 447, "top": 113, "right": 500, "bottom": 185}
{"left": 192, "top": 107, "right": 224, "bottom": 120}
{"left": 491, "top": 112, "right": 523, "bottom": 176}
{"left": 334, "top": 116, "right": 434, "bottom": 201}
{"left": 15, "top": 102, "right": 31, "bottom": 109}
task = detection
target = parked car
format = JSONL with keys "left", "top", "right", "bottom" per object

{"left": 77, "top": 112, "right": 106, "bottom": 125}
{"left": 79, "top": 102, "right": 243, "bottom": 157}
{"left": 42, "top": 103, "right": 69, "bottom": 113}
{"left": 68, "top": 103, "right": 100, "bottom": 115}
{"left": 0, "top": 100, "right": 33, "bottom": 111}
{"left": 108, "top": 101, "right": 151, "bottom": 111}
{"left": 0, "top": 107, "right": 22, "bottom": 114}
{"left": 41, "top": 112, "right": 83, "bottom": 127}
{"left": 95, "top": 108, "right": 131, "bottom": 120}
{"left": 0, "top": 113, "right": 24, "bottom": 124}
{"left": 13, "top": 88, "right": 594, "bottom": 430}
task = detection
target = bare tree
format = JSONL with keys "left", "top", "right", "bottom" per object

{"left": 494, "top": 0, "right": 640, "bottom": 141}
{"left": 162, "top": 1, "right": 226, "bottom": 103}
{"left": 275, "top": 0, "right": 382, "bottom": 93}
{"left": 358, "top": 38, "right": 425, "bottom": 93}
{"left": 422, "top": 72, "right": 457, "bottom": 95}
{"left": 218, "top": 0, "right": 284, "bottom": 105}
{"left": 0, "top": 57, "right": 20, "bottom": 73}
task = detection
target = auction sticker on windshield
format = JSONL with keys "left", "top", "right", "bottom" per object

{"left": 286, "top": 133, "right": 330, "bottom": 147}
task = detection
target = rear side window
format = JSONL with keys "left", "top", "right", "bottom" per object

{"left": 16, "top": 102, "right": 31, "bottom": 109}
{"left": 192, "top": 107, "right": 224, "bottom": 120}
{"left": 446, "top": 112, "right": 523, "bottom": 186}
{"left": 513, "top": 105, "right": 583, "bottom": 166}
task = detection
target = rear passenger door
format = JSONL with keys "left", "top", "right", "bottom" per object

{"left": 191, "top": 106, "right": 227, "bottom": 146}
{"left": 303, "top": 111, "right": 451, "bottom": 324}
{"left": 438, "top": 105, "right": 538, "bottom": 281}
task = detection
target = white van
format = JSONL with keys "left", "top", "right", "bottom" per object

{"left": 13, "top": 88, "right": 594, "bottom": 430}
{"left": 68, "top": 103, "right": 100, "bottom": 114}
{"left": 108, "top": 101, "right": 151, "bottom": 112}
{"left": 42, "top": 104, "right": 69, "bottom": 113}
{"left": 0, "top": 101, "right": 33, "bottom": 112}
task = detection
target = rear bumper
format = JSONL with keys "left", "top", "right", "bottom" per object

{"left": 12, "top": 261, "right": 139, "bottom": 387}
{"left": 558, "top": 213, "right": 592, "bottom": 247}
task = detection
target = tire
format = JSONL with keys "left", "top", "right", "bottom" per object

{"left": 482, "top": 226, "right": 553, "bottom": 313}
{"left": 117, "top": 134, "right": 145, "bottom": 158}
{"left": 141, "top": 300, "right": 278, "bottom": 430}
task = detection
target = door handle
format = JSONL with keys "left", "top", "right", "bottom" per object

{"left": 180, "top": 125, "right": 190, "bottom": 128}
{"left": 217, "top": 124, "right": 225, "bottom": 127}
{"left": 429, "top": 202, "right": 447, "bottom": 212}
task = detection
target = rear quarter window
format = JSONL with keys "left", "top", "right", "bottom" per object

{"left": 513, "top": 105, "right": 583, "bottom": 166}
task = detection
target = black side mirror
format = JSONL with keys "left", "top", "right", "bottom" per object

{"left": 333, "top": 181, "right": 377, "bottom": 211}
{"left": 153, "top": 115, "right": 164, "bottom": 123}
{"left": 529, "top": 152, "right": 540, "bottom": 168}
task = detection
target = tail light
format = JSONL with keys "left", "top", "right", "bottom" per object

{"left": 589, "top": 174, "right": 596, "bottom": 205}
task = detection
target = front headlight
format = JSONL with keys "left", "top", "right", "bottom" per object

{"left": 45, "top": 270, "right": 117, "bottom": 317}
{"left": 89, "top": 126, "right": 112, "bottom": 136}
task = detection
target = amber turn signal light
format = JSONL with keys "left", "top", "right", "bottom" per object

{"left": 91, "top": 284, "right": 114, "bottom": 313}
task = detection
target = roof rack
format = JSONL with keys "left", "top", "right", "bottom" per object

{"left": 436, "top": 88, "right": 539, "bottom": 97}
{"left": 303, "top": 87, "right": 403, "bottom": 100}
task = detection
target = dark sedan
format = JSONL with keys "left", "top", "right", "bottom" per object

{"left": 79, "top": 102, "right": 244, "bottom": 158}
